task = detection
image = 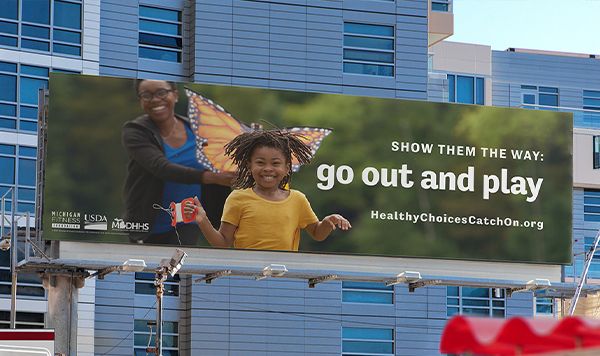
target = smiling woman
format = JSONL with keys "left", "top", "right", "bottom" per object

{"left": 121, "top": 79, "right": 236, "bottom": 246}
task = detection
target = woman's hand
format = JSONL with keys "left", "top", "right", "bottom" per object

{"left": 202, "top": 171, "right": 237, "bottom": 186}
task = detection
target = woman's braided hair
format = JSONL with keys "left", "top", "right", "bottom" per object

{"left": 224, "top": 129, "right": 312, "bottom": 189}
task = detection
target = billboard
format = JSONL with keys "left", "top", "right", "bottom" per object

{"left": 44, "top": 73, "right": 573, "bottom": 263}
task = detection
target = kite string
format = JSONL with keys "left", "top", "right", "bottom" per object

{"left": 152, "top": 204, "right": 182, "bottom": 246}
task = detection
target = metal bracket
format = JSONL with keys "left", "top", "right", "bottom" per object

{"left": 308, "top": 274, "right": 337, "bottom": 288}
{"left": 193, "top": 270, "right": 231, "bottom": 284}
{"left": 408, "top": 279, "right": 442, "bottom": 292}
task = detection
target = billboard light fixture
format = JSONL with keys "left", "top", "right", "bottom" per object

{"left": 0, "top": 238, "right": 10, "bottom": 251}
{"left": 386, "top": 271, "right": 422, "bottom": 286}
{"left": 119, "top": 259, "right": 146, "bottom": 275}
{"left": 256, "top": 264, "right": 287, "bottom": 281}
{"left": 526, "top": 278, "right": 551, "bottom": 291}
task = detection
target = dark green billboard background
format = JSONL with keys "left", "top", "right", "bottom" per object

{"left": 45, "top": 73, "right": 573, "bottom": 263}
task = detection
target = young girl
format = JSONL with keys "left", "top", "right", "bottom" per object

{"left": 184, "top": 129, "right": 351, "bottom": 251}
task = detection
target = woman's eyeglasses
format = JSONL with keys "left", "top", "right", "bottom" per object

{"left": 138, "top": 88, "right": 174, "bottom": 102}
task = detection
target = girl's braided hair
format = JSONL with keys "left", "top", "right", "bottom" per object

{"left": 224, "top": 129, "right": 312, "bottom": 189}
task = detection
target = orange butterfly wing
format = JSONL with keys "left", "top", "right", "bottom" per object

{"left": 284, "top": 127, "right": 332, "bottom": 172}
{"left": 186, "top": 87, "right": 251, "bottom": 172}
{"left": 185, "top": 87, "right": 333, "bottom": 173}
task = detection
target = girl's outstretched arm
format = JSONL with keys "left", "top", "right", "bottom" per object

{"left": 305, "top": 214, "right": 351, "bottom": 241}
{"left": 184, "top": 196, "right": 236, "bottom": 247}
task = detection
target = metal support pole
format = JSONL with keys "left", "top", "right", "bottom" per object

{"left": 150, "top": 268, "right": 168, "bottom": 356}
{"left": 569, "top": 227, "right": 600, "bottom": 315}
{"left": 156, "top": 283, "right": 164, "bottom": 356}
{"left": 10, "top": 192, "right": 16, "bottom": 329}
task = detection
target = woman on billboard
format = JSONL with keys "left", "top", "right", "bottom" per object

{"left": 121, "top": 79, "right": 235, "bottom": 246}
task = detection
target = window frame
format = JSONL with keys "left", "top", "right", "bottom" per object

{"left": 447, "top": 74, "right": 485, "bottom": 105}
{"left": 342, "top": 22, "right": 395, "bottom": 77}
{"left": 341, "top": 281, "right": 394, "bottom": 305}
{"left": 0, "top": 0, "right": 83, "bottom": 57}
{"left": 134, "top": 319, "right": 179, "bottom": 356}
{"left": 342, "top": 326, "right": 394, "bottom": 356}
{"left": 138, "top": 5, "right": 183, "bottom": 63}
{"left": 447, "top": 286, "right": 506, "bottom": 318}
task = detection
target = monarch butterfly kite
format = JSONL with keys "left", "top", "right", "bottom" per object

{"left": 185, "top": 87, "right": 332, "bottom": 173}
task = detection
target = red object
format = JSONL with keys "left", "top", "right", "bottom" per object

{"left": 440, "top": 316, "right": 600, "bottom": 355}
{"left": 0, "top": 330, "right": 54, "bottom": 340}
{"left": 170, "top": 198, "right": 197, "bottom": 226}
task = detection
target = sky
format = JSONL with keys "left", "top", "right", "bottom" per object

{"left": 450, "top": 0, "right": 600, "bottom": 55}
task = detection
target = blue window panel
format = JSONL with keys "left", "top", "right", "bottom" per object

{"left": 53, "top": 43, "right": 80, "bottom": 56}
{"left": 0, "top": 145, "right": 14, "bottom": 154}
{"left": 539, "top": 87, "right": 558, "bottom": 94}
{"left": 462, "top": 287, "right": 489, "bottom": 298}
{"left": 22, "top": 0, "right": 50, "bottom": 24}
{"left": 343, "top": 327, "right": 393, "bottom": 340}
{"left": 343, "top": 62, "right": 393, "bottom": 76}
{"left": 343, "top": 35, "right": 394, "bottom": 51}
{"left": 21, "top": 39, "right": 49, "bottom": 51}
{"left": 344, "top": 22, "right": 394, "bottom": 37}
{"left": 0, "top": 103, "right": 16, "bottom": 116}
{"left": 140, "top": 6, "right": 181, "bottom": 22}
{"left": 20, "top": 106, "right": 37, "bottom": 119}
{"left": 447, "top": 307, "right": 459, "bottom": 316}
{"left": 0, "top": 118, "right": 15, "bottom": 129}
{"left": 522, "top": 85, "right": 537, "bottom": 90}
{"left": 18, "top": 159, "right": 36, "bottom": 186}
{"left": 0, "top": 74, "right": 16, "bottom": 101}
{"left": 0, "top": 157, "right": 15, "bottom": 184}
{"left": 18, "top": 188, "right": 35, "bottom": 201}
{"left": 584, "top": 90, "right": 600, "bottom": 98}
{"left": 54, "top": 1, "right": 81, "bottom": 30}
{"left": 54, "top": 29, "right": 80, "bottom": 44}
{"left": 456, "top": 76, "right": 474, "bottom": 104}
{"left": 22, "top": 25, "right": 50, "bottom": 39}
{"left": 447, "top": 286, "right": 459, "bottom": 296}
{"left": 584, "top": 97, "right": 600, "bottom": 108}
{"left": 139, "top": 19, "right": 180, "bottom": 36}
{"left": 595, "top": 136, "right": 600, "bottom": 169}
{"left": 17, "top": 202, "right": 34, "bottom": 213}
{"left": 585, "top": 190, "right": 600, "bottom": 197}
{"left": 20, "top": 147, "right": 36, "bottom": 157}
{"left": 585, "top": 214, "right": 600, "bottom": 222}
{"left": 0, "top": 0, "right": 18, "bottom": 20}
{"left": 19, "top": 120, "right": 37, "bottom": 132}
{"left": 431, "top": 2, "right": 449, "bottom": 11}
{"left": 342, "top": 291, "right": 393, "bottom": 304}
{"left": 139, "top": 47, "right": 180, "bottom": 62}
{"left": 462, "top": 308, "right": 491, "bottom": 316}
{"left": 448, "top": 74, "right": 455, "bottom": 102}
{"left": 539, "top": 93, "right": 558, "bottom": 106}
{"left": 0, "top": 62, "right": 17, "bottom": 72}
{"left": 476, "top": 77, "right": 484, "bottom": 105}
{"left": 0, "top": 36, "right": 17, "bottom": 47}
{"left": 462, "top": 299, "right": 489, "bottom": 307}
{"left": 343, "top": 49, "right": 393, "bottom": 64}
{"left": 584, "top": 197, "right": 600, "bottom": 205}
{"left": 342, "top": 340, "right": 393, "bottom": 354}
{"left": 21, "top": 65, "right": 48, "bottom": 77}
{"left": 342, "top": 281, "right": 393, "bottom": 290}
{"left": 585, "top": 206, "right": 600, "bottom": 214}
{"left": 522, "top": 94, "right": 536, "bottom": 105}
{"left": 0, "top": 21, "right": 18, "bottom": 34}
{"left": 139, "top": 33, "right": 181, "bottom": 49}
{"left": 20, "top": 77, "right": 48, "bottom": 105}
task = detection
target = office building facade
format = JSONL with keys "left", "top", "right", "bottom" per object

{"left": 1, "top": 1, "right": 599, "bottom": 355}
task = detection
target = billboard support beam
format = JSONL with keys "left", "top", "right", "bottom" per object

{"left": 308, "top": 274, "right": 338, "bottom": 288}
{"left": 41, "top": 270, "right": 86, "bottom": 356}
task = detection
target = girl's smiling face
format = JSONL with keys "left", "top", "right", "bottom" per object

{"left": 247, "top": 145, "right": 291, "bottom": 191}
